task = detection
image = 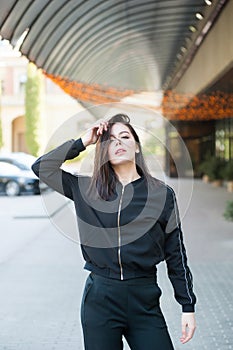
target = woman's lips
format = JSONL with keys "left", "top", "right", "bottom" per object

{"left": 115, "top": 148, "right": 126, "bottom": 155}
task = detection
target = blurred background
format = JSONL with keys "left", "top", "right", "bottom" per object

{"left": 0, "top": 0, "right": 232, "bottom": 182}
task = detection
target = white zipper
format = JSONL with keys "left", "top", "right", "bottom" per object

{"left": 117, "top": 185, "right": 125, "bottom": 280}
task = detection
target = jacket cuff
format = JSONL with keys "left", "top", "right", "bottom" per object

{"left": 74, "top": 138, "right": 86, "bottom": 152}
{"left": 182, "top": 304, "right": 195, "bottom": 312}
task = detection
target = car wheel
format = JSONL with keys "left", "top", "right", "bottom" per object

{"left": 5, "top": 180, "right": 21, "bottom": 196}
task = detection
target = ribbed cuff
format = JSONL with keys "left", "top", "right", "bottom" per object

{"left": 74, "top": 138, "right": 86, "bottom": 152}
{"left": 182, "top": 304, "right": 195, "bottom": 312}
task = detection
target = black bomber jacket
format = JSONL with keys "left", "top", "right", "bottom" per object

{"left": 32, "top": 138, "right": 196, "bottom": 312}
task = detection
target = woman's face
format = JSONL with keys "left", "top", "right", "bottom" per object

{"left": 107, "top": 122, "right": 139, "bottom": 166}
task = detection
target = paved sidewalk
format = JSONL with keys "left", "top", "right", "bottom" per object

{"left": 0, "top": 179, "right": 232, "bottom": 349}
{"left": 159, "top": 178, "right": 233, "bottom": 350}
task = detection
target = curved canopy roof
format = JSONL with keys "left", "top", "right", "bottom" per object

{"left": 0, "top": 0, "right": 224, "bottom": 95}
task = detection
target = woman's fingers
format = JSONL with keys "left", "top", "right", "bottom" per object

{"left": 96, "top": 121, "right": 108, "bottom": 136}
{"left": 180, "top": 313, "right": 196, "bottom": 344}
{"left": 82, "top": 120, "right": 108, "bottom": 147}
{"left": 180, "top": 324, "right": 194, "bottom": 344}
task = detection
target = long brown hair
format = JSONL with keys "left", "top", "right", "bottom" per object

{"left": 89, "top": 114, "right": 152, "bottom": 200}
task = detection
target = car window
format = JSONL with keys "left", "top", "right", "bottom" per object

{"left": 12, "top": 160, "right": 30, "bottom": 171}
{"left": 0, "top": 162, "right": 21, "bottom": 175}
{"left": 16, "top": 155, "right": 36, "bottom": 170}
{"left": 0, "top": 156, "right": 35, "bottom": 171}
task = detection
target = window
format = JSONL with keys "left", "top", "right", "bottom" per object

{"left": 19, "top": 74, "right": 27, "bottom": 94}
{"left": 216, "top": 119, "right": 233, "bottom": 160}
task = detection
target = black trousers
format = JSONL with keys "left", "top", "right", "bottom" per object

{"left": 81, "top": 273, "right": 174, "bottom": 350}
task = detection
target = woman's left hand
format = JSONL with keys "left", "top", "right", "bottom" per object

{"left": 180, "top": 312, "right": 196, "bottom": 344}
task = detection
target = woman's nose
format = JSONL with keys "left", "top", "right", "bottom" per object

{"left": 114, "top": 138, "right": 121, "bottom": 146}
{"left": 115, "top": 138, "right": 121, "bottom": 145}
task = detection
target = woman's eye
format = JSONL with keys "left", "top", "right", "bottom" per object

{"left": 122, "top": 136, "right": 129, "bottom": 139}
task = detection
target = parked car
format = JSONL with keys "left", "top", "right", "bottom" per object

{"left": 0, "top": 152, "right": 47, "bottom": 196}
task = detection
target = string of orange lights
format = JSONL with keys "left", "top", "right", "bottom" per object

{"left": 45, "top": 73, "right": 233, "bottom": 121}
{"left": 162, "top": 90, "right": 233, "bottom": 121}
{"left": 45, "top": 73, "right": 135, "bottom": 104}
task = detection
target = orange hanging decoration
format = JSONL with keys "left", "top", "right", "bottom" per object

{"left": 44, "top": 73, "right": 136, "bottom": 104}
{"left": 44, "top": 72, "right": 233, "bottom": 121}
{"left": 162, "top": 90, "right": 233, "bottom": 121}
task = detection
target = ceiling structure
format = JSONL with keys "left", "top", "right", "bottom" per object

{"left": 0, "top": 0, "right": 229, "bottom": 113}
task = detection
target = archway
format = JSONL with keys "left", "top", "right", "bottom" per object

{"left": 12, "top": 116, "right": 29, "bottom": 153}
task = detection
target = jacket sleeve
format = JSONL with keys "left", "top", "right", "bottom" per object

{"left": 31, "top": 138, "right": 86, "bottom": 200}
{"left": 164, "top": 187, "right": 197, "bottom": 312}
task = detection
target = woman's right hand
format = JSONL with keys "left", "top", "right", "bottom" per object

{"left": 82, "top": 120, "right": 108, "bottom": 147}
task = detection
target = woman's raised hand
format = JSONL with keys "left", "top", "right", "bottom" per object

{"left": 82, "top": 120, "right": 108, "bottom": 147}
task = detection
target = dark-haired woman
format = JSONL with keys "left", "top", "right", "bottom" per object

{"left": 32, "top": 114, "right": 196, "bottom": 350}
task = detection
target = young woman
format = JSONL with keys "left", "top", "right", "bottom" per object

{"left": 32, "top": 114, "right": 196, "bottom": 350}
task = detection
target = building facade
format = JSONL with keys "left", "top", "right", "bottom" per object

{"left": 0, "top": 40, "right": 91, "bottom": 155}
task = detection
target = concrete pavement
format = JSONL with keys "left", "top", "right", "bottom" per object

{"left": 0, "top": 179, "right": 233, "bottom": 349}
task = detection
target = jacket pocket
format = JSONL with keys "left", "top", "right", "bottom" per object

{"left": 80, "top": 273, "right": 94, "bottom": 327}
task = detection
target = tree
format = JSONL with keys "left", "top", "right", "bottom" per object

{"left": 25, "top": 62, "right": 42, "bottom": 156}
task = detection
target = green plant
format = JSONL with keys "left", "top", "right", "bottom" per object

{"left": 223, "top": 201, "right": 233, "bottom": 222}
{"left": 25, "top": 62, "right": 43, "bottom": 156}
{"left": 222, "top": 161, "right": 233, "bottom": 181}
{"left": 198, "top": 158, "right": 210, "bottom": 176}
{"left": 199, "top": 157, "right": 226, "bottom": 180}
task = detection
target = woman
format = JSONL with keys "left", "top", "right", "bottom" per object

{"left": 32, "top": 114, "right": 196, "bottom": 350}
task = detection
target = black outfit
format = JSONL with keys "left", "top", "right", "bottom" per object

{"left": 81, "top": 273, "right": 174, "bottom": 350}
{"left": 32, "top": 138, "right": 196, "bottom": 350}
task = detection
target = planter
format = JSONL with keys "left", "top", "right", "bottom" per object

{"left": 202, "top": 175, "right": 210, "bottom": 183}
{"left": 227, "top": 181, "right": 233, "bottom": 193}
{"left": 222, "top": 161, "right": 233, "bottom": 190}
{"left": 199, "top": 157, "right": 225, "bottom": 185}
{"left": 211, "top": 179, "right": 223, "bottom": 187}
